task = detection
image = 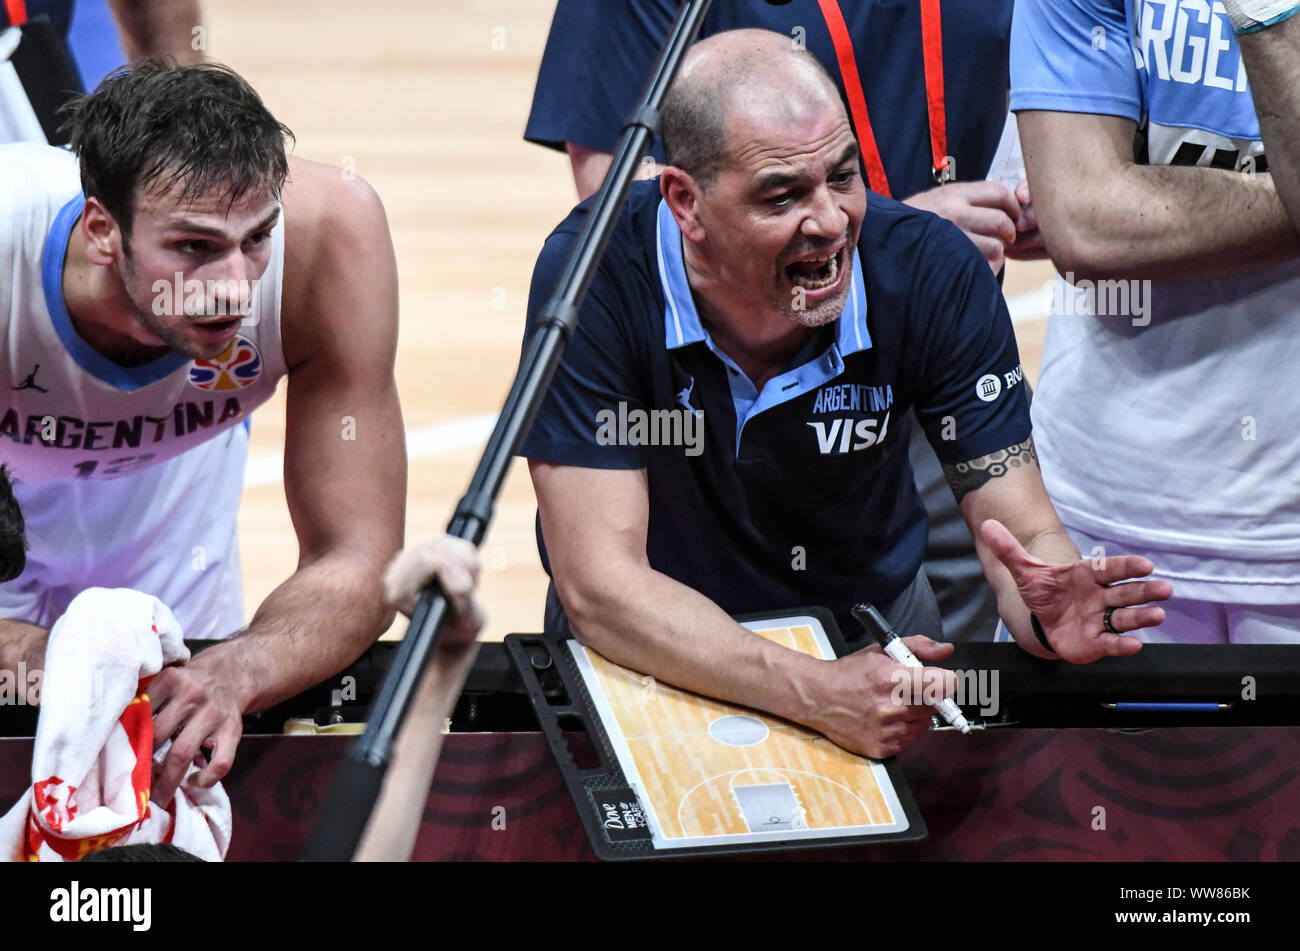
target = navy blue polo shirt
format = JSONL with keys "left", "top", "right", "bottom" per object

{"left": 520, "top": 181, "right": 1030, "bottom": 637}
{"left": 525, "top": 0, "right": 1014, "bottom": 200}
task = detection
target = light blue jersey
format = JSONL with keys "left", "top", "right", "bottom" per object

{"left": 1013, "top": 0, "right": 1265, "bottom": 168}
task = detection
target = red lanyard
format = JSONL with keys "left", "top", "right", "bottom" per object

{"left": 816, "top": 0, "right": 952, "bottom": 198}
{"left": 4, "top": 0, "right": 27, "bottom": 26}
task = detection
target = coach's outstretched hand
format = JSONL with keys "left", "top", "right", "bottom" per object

{"left": 980, "top": 519, "right": 1173, "bottom": 663}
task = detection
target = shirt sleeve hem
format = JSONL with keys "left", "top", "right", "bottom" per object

{"left": 1010, "top": 90, "right": 1141, "bottom": 122}
{"left": 519, "top": 442, "right": 649, "bottom": 470}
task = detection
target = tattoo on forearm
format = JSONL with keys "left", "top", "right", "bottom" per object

{"left": 942, "top": 438, "right": 1039, "bottom": 502}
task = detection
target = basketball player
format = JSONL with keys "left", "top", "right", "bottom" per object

{"left": 0, "top": 59, "right": 406, "bottom": 801}
{"left": 1012, "top": 0, "right": 1300, "bottom": 642}
{"left": 522, "top": 31, "right": 1172, "bottom": 760}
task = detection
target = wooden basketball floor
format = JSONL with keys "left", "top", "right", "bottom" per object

{"left": 206, "top": 0, "right": 1055, "bottom": 643}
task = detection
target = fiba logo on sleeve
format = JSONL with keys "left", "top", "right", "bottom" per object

{"left": 976, "top": 365, "right": 1023, "bottom": 403}
{"left": 187, "top": 335, "right": 263, "bottom": 391}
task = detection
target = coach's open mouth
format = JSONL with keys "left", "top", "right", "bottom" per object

{"left": 785, "top": 245, "right": 845, "bottom": 291}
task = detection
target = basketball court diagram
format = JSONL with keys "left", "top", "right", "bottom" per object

{"left": 568, "top": 615, "right": 911, "bottom": 850}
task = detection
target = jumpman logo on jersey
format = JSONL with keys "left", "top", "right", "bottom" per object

{"left": 676, "top": 377, "right": 701, "bottom": 417}
{"left": 12, "top": 364, "right": 48, "bottom": 394}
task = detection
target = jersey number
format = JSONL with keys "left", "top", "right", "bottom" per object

{"left": 73, "top": 454, "right": 157, "bottom": 479}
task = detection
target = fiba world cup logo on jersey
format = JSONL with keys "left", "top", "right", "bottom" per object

{"left": 187, "top": 335, "right": 263, "bottom": 391}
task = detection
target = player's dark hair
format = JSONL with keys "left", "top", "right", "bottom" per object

{"left": 661, "top": 43, "right": 839, "bottom": 189}
{"left": 62, "top": 56, "right": 294, "bottom": 238}
{"left": 0, "top": 465, "right": 26, "bottom": 583}
{"left": 79, "top": 842, "right": 206, "bottom": 862}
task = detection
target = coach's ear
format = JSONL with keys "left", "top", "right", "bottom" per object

{"left": 81, "top": 197, "right": 124, "bottom": 267}
{"left": 660, "top": 166, "right": 706, "bottom": 242}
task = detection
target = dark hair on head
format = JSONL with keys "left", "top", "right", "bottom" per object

{"left": 79, "top": 842, "right": 206, "bottom": 862}
{"left": 660, "top": 43, "right": 840, "bottom": 190}
{"left": 61, "top": 56, "right": 294, "bottom": 238}
{"left": 0, "top": 466, "right": 26, "bottom": 584}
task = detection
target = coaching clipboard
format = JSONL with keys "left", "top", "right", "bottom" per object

{"left": 505, "top": 607, "right": 927, "bottom": 860}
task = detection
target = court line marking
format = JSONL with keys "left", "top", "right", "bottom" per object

{"left": 728, "top": 770, "right": 809, "bottom": 831}
{"left": 624, "top": 723, "right": 806, "bottom": 743}
{"left": 242, "top": 290, "right": 1048, "bottom": 486}
{"left": 243, "top": 411, "right": 499, "bottom": 487}
{"left": 675, "top": 766, "right": 877, "bottom": 836}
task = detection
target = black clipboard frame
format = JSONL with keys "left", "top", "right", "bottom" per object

{"left": 504, "top": 606, "right": 927, "bottom": 861}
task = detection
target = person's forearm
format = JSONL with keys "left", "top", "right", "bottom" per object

{"left": 107, "top": 0, "right": 205, "bottom": 64}
{"left": 1054, "top": 165, "right": 1296, "bottom": 282}
{"left": 567, "top": 144, "right": 612, "bottom": 202}
{"left": 356, "top": 639, "right": 479, "bottom": 862}
{"left": 1236, "top": 14, "right": 1300, "bottom": 232}
{"left": 566, "top": 143, "right": 665, "bottom": 202}
{"left": 562, "top": 565, "right": 826, "bottom": 728}
{"left": 0, "top": 617, "right": 48, "bottom": 676}
{"left": 193, "top": 553, "right": 395, "bottom": 713}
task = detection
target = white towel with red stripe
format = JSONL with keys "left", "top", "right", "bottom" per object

{"left": 0, "top": 588, "right": 231, "bottom": 861}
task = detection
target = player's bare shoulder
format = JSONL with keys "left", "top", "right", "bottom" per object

{"left": 278, "top": 156, "right": 398, "bottom": 370}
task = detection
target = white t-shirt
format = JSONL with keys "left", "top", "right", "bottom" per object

{"left": 1034, "top": 263, "right": 1300, "bottom": 601}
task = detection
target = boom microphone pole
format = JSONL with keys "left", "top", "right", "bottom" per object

{"left": 302, "top": 0, "right": 714, "bottom": 861}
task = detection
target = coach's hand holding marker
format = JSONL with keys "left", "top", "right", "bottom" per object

{"left": 979, "top": 520, "right": 1173, "bottom": 663}
{"left": 852, "top": 604, "right": 971, "bottom": 735}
